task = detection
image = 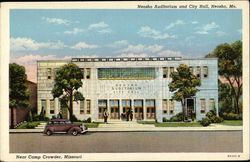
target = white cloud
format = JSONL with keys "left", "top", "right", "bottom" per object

{"left": 11, "top": 37, "right": 49, "bottom": 51}
{"left": 98, "top": 29, "right": 112, "bottom": 34}
{"left": 71, "top": 42, "right": 99, "bottom": 50}
{"left": 165, "top": 20, "right": 185, "bottom": 30}
{"left": 191, "top": 21, "right": 198, "bottom": 24}
{"left": 138, "top": 26, "right": 176, "bottom": 39}
{"left": 196, "top": 22, "right": 219, "bottom": 34}
{"left": 158, "top": 50, "right": 182, "bottom": 57}
{"left": 10, "top": 37, "right": 66, "bottom": 51}
{"left": 119, "top": 44, "right": 164, "bottom": 53}
{"left": 118, "top": 53, "right": 149, "bottom": 57}
{"left": 88, "top": 21, "right": 109, "bottom": 29}
{"left": 216, "top": 31, "right": 226, "bottom": 37}
{"left": 108, "top": 40, "right": 129, "bottom": 48}
{"left": 64, "top": 28, "right": 84, "bottom": 35}
{"left": 42, "top": 17, "right": 71, "bottom": 25}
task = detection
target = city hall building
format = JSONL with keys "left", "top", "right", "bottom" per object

{"left": 37, "top": 57, "right": 218, "bottom": 122}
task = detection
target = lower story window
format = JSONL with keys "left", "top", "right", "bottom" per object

{"left": 200, "top": 99, "right": 206, "bottom": 113}
{"left": 80, "top": 100, "right": 84, "bottom": 114}
{"left": 86, "top": 100, "right": 91, "bottom": 114}
{"left": 162, "top": 99, "right": 175, "bottom": 114}
{"left": 50, "top": 100, "right": 55, "bottom": 114}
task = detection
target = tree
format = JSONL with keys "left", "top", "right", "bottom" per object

{"left": 218, "top": 80, "right": 234, "bottom": 114}
{"left": 52, "top": 63, "right": 84, "bottom": 121}
{"left": 9, "top": 63, "right": 30, "bottom": 128}
{"left": 168, "top": 64, "right": 201, "bottom": 121}
{"left": 206, "top": 40, "right": 242, "bottom": 114}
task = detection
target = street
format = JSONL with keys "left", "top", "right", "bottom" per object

{"left": 10, "top": 131, "right": 242, "bottom": 153}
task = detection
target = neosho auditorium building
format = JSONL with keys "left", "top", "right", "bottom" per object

{"left": 37, "top": 57, "right": 218, "bottom": 122}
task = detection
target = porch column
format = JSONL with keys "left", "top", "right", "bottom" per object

{"left": 131, "top": 99, "right": 135, "bottom": 121}
{"left": 119, "top": 99, "right": 123, "bottom": 121}
{"left": 107, "top": 99, "right": 110, "bottom": 119}
{"left": 46, "top": 99, "right": 50, "bottom": 117}
{"left": 143, "top": 99, "right": 146, "bottom": 120}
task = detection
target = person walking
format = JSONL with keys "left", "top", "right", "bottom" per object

{"left": 130, "top": 110, "right": 133, "bottom": 121}
{"left": 103, "top": 109, "right": 109, "bottom": 124}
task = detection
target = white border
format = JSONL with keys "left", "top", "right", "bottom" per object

{"left": 0, "top": 1, "right": 249, "bottom": 161}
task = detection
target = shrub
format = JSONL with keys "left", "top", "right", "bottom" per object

{"left": 26, "top": 123, "right": 37, "bottom": 129}
{"left": 206, "top": 110, "right": 216, "bottom": 119}
{"left": 71, "top": 114, "right": 81, "bottom": 122}
{"left": 86, "top": 117, "right": 91, "bottom": 123}
{"left": 222, "top": 112, "right": 241, "bottom": 120}
{"left": 27, "top": 111, "right": 33, "bottom": 122}
{"left": 170, "top": 112, "right": 183, "bottom": 122}
{"left": 210, "top": 116, "right": 224, "bottom": 123}
{"left": 162, "top": 117, "right": 167, "bottom": 122}
{"left": 33, "top": 114, "right": 50, "bottom": 121}
{"left": 199, "top": 117, "right": 211, "bottom": 127}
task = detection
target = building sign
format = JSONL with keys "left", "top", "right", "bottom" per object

{"left": 111, "top": 83, "right": 142, "bottom": 94}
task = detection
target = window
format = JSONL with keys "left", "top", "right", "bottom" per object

{"left": 162, "top": 99, "right": 175, "bottom": 114}
{"left": 146, "top": 99, "right": 155, "bottom": 119}
{"left": 200, "top": 99, "right": 206, "bottom": 113}
{"left": 47, "top": 68, "right": 52, "bottom": 79}
{"left": 41, "top": 100, "right": 46, "bottom": 114}
{"left": 86, "top": 100, "right": 91, "bottom": 114}
{"left": 163, "top": 67, "right": 168, "bottom": 78}
{"left": 209, "top": 99, "right": 215, "bottom": 111}
{"left": 203, "top": 66, "right": 208, "bottom": 78}
{"left": 196, "top": 66, "right": 201, "bottom": 78}
{"left": 50, "top": 100, "right": 55, "bottom": 114}
{"left": 170, "top": 67, "right": 174, "bottom": 74}
{"left": 80, "top": 100, "right": 84, "bottom": 114}
{"left": 86, "top": 68, "right": 91, "bottom": 79}
{"left": 98, "top": 100, "right": 107, "bottom": 119}
{"left": 169, "top": 100, "right": 174, "bottom": 114}
{"left": 110, "top": 100, "right": 119, "bottom": 119}
{"left": 189, "top": 66, "right": 194, "bottom": 75}
{"left": 162, "top": 99, "right": 168, "bottom": 114}
{"left": 98, "top": 68, "right": 156, "bottom": 79}
{"left": 80, "top": 68, "right": 85, "bottom": 79}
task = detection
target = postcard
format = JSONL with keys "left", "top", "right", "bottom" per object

{"left": 0, "top": 1, "right": 249, "bottom": 161}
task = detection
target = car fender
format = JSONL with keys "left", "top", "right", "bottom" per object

{"left": 68, "top": 127, "right": 81, "bottom": 134}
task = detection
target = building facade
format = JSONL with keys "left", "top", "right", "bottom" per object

{"left": 37, "top": 57, "right": 218, "bottom": 122}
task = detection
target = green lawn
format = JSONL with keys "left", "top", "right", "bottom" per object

{"left": 155, "top": 122, "right": 202, "bottom": 127}
{"left": 138, "top": 121, "right": 202, "bottom": 127}
{"left": 16, "top": 121, "right": 42, "bottom": 129}
{"left": 219, "top": 120, "right": 243, "bottom": 126}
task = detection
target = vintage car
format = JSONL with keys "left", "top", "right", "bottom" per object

{"left": 43, "top": 119, "right": 88, "bottom": 136}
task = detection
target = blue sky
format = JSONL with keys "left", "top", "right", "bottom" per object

{"left": 10, "top": 9, "right": 242, "bottom": 82}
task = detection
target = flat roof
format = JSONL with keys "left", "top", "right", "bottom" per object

{"left": 37, "top": 57, "right": 218, "bottom": 62}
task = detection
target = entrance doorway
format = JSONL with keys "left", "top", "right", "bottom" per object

{"left": 98, "top": 100, "right": 107, "bottom": 119}
{"left": 122, "top": 100, "right": 131, "bottom": 121}
{"left": 110, "top": 100, "right": 120, "bottom": 119}
{"left": 134, "top": 100, "right": 143, "bottom": 120}
{"left": 186, "top": 98, "right": 195, "bottom": 120}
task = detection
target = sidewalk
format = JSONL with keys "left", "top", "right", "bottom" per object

{"left": 9, "top": 123, "right": 242, "bottom": 133}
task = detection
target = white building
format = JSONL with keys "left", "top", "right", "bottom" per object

{"left": 37, "top": 57, "right": 218, "bottom": 122}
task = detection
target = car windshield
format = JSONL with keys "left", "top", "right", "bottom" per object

{"left": 65, "top": 121, "right": 72, "bottom": 124}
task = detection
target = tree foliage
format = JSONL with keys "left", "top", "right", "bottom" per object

{"left": 206, "top": 40, "right": 242, "bottom": 114}
{"left": 9, "top": 63, "right": 29, "bottom": 108}
{"left": 52, "top": 63, "right": 84, "bottom": 121}
{"left": 169, "top": 64, "right": 201, "bottom": 121}
{"left": 9, "top": 63, "right": 30, "bottom": 128}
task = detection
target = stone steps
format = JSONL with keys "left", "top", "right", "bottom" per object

{"left": 35, "top": 122, "right": 46, "bottom": 129}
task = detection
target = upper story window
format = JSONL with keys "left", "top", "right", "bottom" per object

{"left": 163, "top": 67, "right": 168, "bottom": 78}
{"left": 98, "top": 68, "right": 156, "bottom": 80}
{"left": 47, "top": 68, "right": 52, "bottom": 79}
{"left": 196, "top": 66, "right": 201, "bottom": 78}
{"left": 203, "top": 66, "right": 208, "bottom": 78}
{"left": 86, "top": 68, "right": 91, "bottom": 79}
{"left": 189, "top": 66, "right": 194, "bottom": 75}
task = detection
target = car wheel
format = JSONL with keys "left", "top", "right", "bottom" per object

{"left": 46, "top": 130, "right": 52, "bottom": 136}
{"left": 71, "top": 130, "right": 78, "bottom": 136}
